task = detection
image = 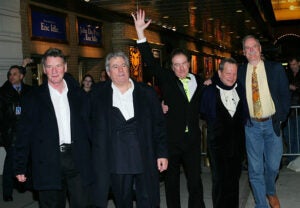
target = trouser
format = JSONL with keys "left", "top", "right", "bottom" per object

{"left": 245, "top": 119, "right": 282, "bottom": 208}
{"left": 39, "top": 146, "right": 90, "bottom": 208}
{"left": 165, "top": 135, "right": 205, "bottom": 208}
{"left": 110, "top": 173, "right": 158, "bottom": 208}
{"left": 209, "top": 149, "right": 241, "bottom": 208}
{"left": 2, "top": 146, "right": 14, "bottom": 198}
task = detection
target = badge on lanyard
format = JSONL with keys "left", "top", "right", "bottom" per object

{"left": 16, "top": 106, "right": 21, "bottom": 115}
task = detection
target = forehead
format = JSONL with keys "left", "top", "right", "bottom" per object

{"left": 9, "top": 68, "right": 21, "bottom": 74}
{"left": 244, "top": 38, "right": 258, "bottom": 46}
{"left": 110, "top": 56, "right": 125, "bottom": 64}
{"left": 172, "top": 54, "right": 188, "bottom": 63}
{"left": 45, "top": 56, "right": 64, "bottom": 63}
{"left": 222, "top": 62, "right": 238, "bottom": 72}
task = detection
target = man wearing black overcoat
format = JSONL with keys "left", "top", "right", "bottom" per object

{"left": 133, "top": 10, "right": 205, "bottom": 208}
{"left": 14, "top": 48, "right": 92, "bottom": 208}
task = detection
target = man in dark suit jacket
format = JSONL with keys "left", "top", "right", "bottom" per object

{"left": 0, "top": 63, "right": 32, "bottom": 201}
{"left": 133, "top": 10, "right": 205, "bottom": 208}
{"left": 238, "top": 35, "right": 290, "bottom": 208}
{"left": 14, "top": 48, "right": 92, "bottom": 207}
{"left": 90, "top": 51, "right": 168, "bottom": 207}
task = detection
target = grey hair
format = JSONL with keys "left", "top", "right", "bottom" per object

{"left": 219, "top": 57, "right": 238, "bottom": 71}
{"left": 242, "top": 35, "right": 261, "bottom": 50}
{"left": 105, "top": 51, "right": 129, "bottom": 72}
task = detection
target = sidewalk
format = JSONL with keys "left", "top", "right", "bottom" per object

{"left": 0, "top": 166, "right": 299, "bottom": 207}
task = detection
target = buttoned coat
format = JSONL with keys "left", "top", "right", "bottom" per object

{"left": 14, "top": 74, "right": 92, "bottom": 190}
{"left": 90, "top": 80, "right": 168, "bottom": 207}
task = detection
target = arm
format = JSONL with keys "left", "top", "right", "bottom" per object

{"left": 14, "top": 91, "right": 34, "bottom": 181}
{"left": 149, "top": 88, "right": 168, "bottom": 170}
{"left": 132, "top": 10, "right": 165, "bottom": 79}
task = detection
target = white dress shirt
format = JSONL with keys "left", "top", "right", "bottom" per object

{"left": 48, "top": 80, "right": 71, "bottom": 145}
{"left": 112, "top": 79, "right": 135, "bottom": 120}
{"left": 217, "top": 83, "right": 240, "bottom": 117}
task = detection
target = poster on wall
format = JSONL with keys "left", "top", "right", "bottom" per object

{"left": 129, "top": 46, "right": 143, "bottom": 82}
{"left": 204, "top": 56, "right": 214, "bottom": 79}
{"left": 30, "top": 6, "right": 67, "bottom": 43}
{"left": 77, "top": 17, "right": 102, "bottom": 47}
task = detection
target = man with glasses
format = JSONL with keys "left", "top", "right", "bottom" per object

{"left": 239, "top": 35, "right": 290, "bottom": 208}
{"left": 132, "top": 10, "right": 206, "bottom": 208}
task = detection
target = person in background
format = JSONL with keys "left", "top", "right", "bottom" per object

{"left": 200, "top": 58, "right": 249, "bottom": 208}
{"left": 132, "top": 10, "right": 206, "bottom": 208}
{"left": 14, "top": 48, "right": 93, "bottom": 207}
{"left": 81, "top": 74, "right": 95, "bottom": 93}
{"left": 238, "top": 35, "right": 290, "bottom": 208}
{"left": 283, "top": 57, "right": 300, "bottom": 162}
{"left": 90, "top": 51, "right": 168, "bottom": 207}
{"left": 0, "top": 59, "right": 32, "bottom": 202}
{"left": 99, "top": 70, "right": 108, "bottom": 82}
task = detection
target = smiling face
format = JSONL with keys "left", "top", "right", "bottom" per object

{"left": 243, "top": 37, "right": 262, "bottom": 64}
{"left": 43, "top": 56, "right": 67, "bottom": 88}
{"left": 107, "top": 56, "right": 130, "bottom": 87}
{"left": 218, "top": 62, "right": 238, "bottom": 87}
{"left": 171, "top": 54, "right": 190, "bottom": 79}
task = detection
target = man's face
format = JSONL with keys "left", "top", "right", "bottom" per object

{"left": 218, "top": 62, "right": 238, "bottom": 87}
{"left": 289, "top": 59, "right": 300, "bottom": 73}
{"left": 9, "top": 68, "right": 23, "bottom": 85}
{"left": 43, "top": 56, "right": 67, "bottom": 86}
{"left": 107, "top": 57, "right": 130, "bottom": 86}
{"left": 243, "top": 37, "right": 262, "bottom": 63}
{"left": 171, "top": 54, "right": 190, "bottom": 79}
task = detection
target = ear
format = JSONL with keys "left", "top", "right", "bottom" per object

{"left": 64, "top": 63, "right": 67, "bottom": 72}
{"left": 218, "top": 70, "right": 221, "bottom": 77}
{"left": 107, "top": 71, "right": 111, "bottom": 77}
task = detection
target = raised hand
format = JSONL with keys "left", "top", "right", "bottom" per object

{"left": 131, "top": 9, "right": 151, "bottom": 40}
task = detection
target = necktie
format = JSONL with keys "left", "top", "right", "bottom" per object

{"left": 180, "top": 77, "right": 190, "bottom": 101}
{"left": 252, "top": 66, "right": 262, "bottom": 118}
{"left": 16, "top": 86, "right": 21, "bottom": 94}
{"left": 180, "top": 77, "right": 190, "bottom": 132}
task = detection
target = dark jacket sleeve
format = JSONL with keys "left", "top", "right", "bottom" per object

{"left": 137, "top": 42, "right": 166, "bottom": 83}
{"left": 14, "top": 90, "right": 35, "bottom": 175}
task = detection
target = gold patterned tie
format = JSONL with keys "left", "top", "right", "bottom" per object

{"left": 252, "top": 66, "right": 262, "bottom": 118}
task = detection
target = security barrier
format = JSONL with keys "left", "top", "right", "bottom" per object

{"left": 282, "top": 106, "right": 300, "bottom": 158}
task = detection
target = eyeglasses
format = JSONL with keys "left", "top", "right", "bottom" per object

{"left": 173, "top": 61, "right": 189, "bottom": 69}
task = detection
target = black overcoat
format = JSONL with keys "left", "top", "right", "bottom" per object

{"left": 90, "top": 80, "right": 168, "bottom": 207}
{"left": 14, "top": 74, "right": 92, "bottom": 190}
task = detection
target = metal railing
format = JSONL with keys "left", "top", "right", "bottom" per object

{"left": 282, "top": 106, "right": 300, "bottom": 157}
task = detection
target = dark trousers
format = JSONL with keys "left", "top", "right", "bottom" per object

{"left": 209, "top": 149, "right": 241, "bottom": 208}
{"left": 39, "top": 148, "right": 90, "bottom": 208}
{"left": 111, "top": 173, "right": 156, "bottom": 208}
{"left": 2, "top": 146, "right": 14, "bottom": 197}
{"left": 165, "top": 137, "right": 205, "bottom": 208}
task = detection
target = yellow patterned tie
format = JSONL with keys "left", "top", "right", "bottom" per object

{"left": 180, "top": 77, "right": 190, "bottom": 132}
{"left": 252, "top": 66, "right": 262, "bottom": 118}
{"left": 180, "top": 77, "right": 190, "bottom": 101}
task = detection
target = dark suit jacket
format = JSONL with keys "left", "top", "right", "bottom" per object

{"left": 137, "top": 42, "right": 204, "bottom": 151}
{"left": 90, "top": 80, "right": 167, "bottom": 207}
{"left": 14, "top": 74, "right": 92, "bottom": 190}
{"left": 238, "top": 60, "right": 290, "bottom": 135}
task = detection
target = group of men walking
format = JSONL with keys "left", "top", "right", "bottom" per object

{"left": 0, "top": 9, "right": 290, "bottom": 208}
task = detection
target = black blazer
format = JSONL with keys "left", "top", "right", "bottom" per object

{"left": 14, "top": 74, "right": 92, "bottom": 190}
{"left": 238, "top": 60, "right": 290, "bottom": 135}
{"left": 137, "top": 42, "right": 204, "bottom": 149}
{"left": 90, "top": 80, "right": 168, "bottom": 207}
